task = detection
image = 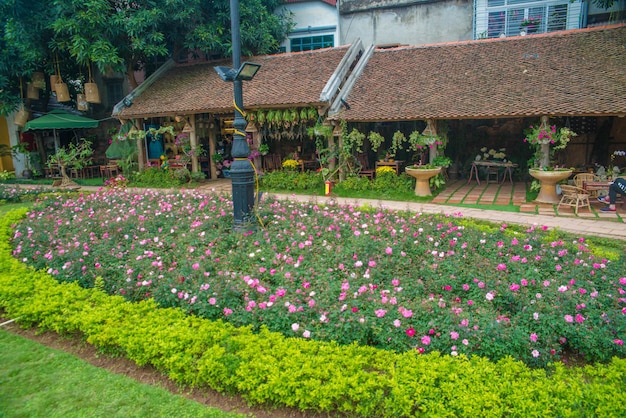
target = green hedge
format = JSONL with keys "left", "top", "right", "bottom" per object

{"left": 1, "top": 209, "right": 625, "bottom": 417}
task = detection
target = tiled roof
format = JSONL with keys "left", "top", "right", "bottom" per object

{"left": 117, "top": 46, "right": 349, "bottom": 118}
{"left": 333, "top": 25, "right": 626, "bottom": 122}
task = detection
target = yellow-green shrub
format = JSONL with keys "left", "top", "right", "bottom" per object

{"left": 1, "top": 209, "right": 625, "bottom": 417}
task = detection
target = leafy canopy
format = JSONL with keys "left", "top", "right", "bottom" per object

{"left": 0, "top": 0, "right": 292, "bottom": 115}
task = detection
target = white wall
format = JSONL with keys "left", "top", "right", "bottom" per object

{"left": 340, "top": 1, "right": 473, "bottom": 47}
{"left": 276, "top": 1, "right": 339, "bottom": 52}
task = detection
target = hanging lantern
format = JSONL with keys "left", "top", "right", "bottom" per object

{"left": 50, "top": 75, "right": 59, "bottom": 92}
{"left": 77, "top": 93, "right": 88, "bottom": 111}
{"left": 31, "top": 72, "right": 45, "bottom": 89}
{"left": 84, "top": 82, "right": 100, "bottom": 103}
{"left": 26, "top": 83, "right": 39, "bottom": 100}
{"left": 14, "top": 105, "right": 29, "bottom": 127}
{"left": 55, "top": 79, "right": 70, "bottom": 102}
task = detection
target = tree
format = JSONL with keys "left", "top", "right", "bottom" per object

{"left": 0, "top": 0, "right": 53, "bottom": 115}
{"left": 0, "top": 0, "right": 293, "bottom": 115}
{"left": 47, "top": 138, "right": 94, "bottom": 188}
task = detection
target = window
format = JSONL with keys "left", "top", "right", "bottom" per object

{"left": 475, "top": 0, "right": 582, "bottom": 39}
{"left": 290, "top": 35, "right": 334, "bottom": 52}
{"left": 106, "top": 80, "right": 125, "bottom": 108}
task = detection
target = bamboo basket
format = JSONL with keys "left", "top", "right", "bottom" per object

{"left": 77, "top": 93, "right": 88, "bottom": 111}
{"left": 50, "top": 75, "right": 59, "bottom": 92}
{"left": 26, "top": 83, "right": 39, "bottom": 100}
{"left": 84, "top": 82, "right": 100, "bottom": 103}
{"left": 14, "top": 105, "right": 29, "bottom": 127}
{"left": 31, "top": 72, "right": 45, "bottom": 89}
{"left": 55, "top": 80, "right": 70, "bottom": 102}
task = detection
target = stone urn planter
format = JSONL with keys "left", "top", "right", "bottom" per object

{"left": 406, "top": 166, "right": 442, "bottom": 197}
{"left": 529, "top": 169, "right": 573, "bottom": 204}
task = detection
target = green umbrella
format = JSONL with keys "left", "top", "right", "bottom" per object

{"left": 23, "top": 109, "right": 99, "bottom": 155}
{"left": 23, "top": 109, "right": 99, "bottom": 131}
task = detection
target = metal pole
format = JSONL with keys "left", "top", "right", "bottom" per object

{"left": 229, "top": 0, "right": 255, "bottom": 231}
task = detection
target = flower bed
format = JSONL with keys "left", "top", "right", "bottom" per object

{"left": 1, "top": 209, "right": 626, "bottom": 416}
{"left": 8, "top": 189, "right": 625, "bottom": 369}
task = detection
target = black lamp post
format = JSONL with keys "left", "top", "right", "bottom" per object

{"left": 215, "top": 0, "right": 261, "bottom": 231}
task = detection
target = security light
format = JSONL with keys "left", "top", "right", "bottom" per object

{"left": 214, "top": 62, "right": 261, "bottom": 82}
{"left": 235, "top": 62, "right": 261, "bottom": 81}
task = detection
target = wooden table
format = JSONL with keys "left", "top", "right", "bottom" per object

{"left": 467, "top": 161, "right": 518, "bottom": 185}
{"left": 582, "top": 181, "right": 611, "bottom": 192}
{"left": 300, "top": 160, "right": 319, "bottom": 172}
{"left": 375, "top": 160, "right": 405, "bottom": 175}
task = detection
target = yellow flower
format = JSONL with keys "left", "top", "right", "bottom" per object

{"left": 376, "top": 166, "right": 396, "bottom": 175}
{"left": 282, "top": 159, "right": 299, "bottom": 170}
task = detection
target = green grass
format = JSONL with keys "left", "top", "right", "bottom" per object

{"left": 0, "top": 202, "right": 32, "bottom": 215}
{"left": 3, "top": 177, "right": 105, "bottom": 187}
{"left": 0, "top": 330, "right": 244, "bottom": 418}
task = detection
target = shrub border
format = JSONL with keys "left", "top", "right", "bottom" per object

{"left": 1, "top": 209, "right": 625, "bottom": 416}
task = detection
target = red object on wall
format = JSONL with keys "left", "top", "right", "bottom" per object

{"left": 19, "top": 132, "right": 36, "bottom": 151}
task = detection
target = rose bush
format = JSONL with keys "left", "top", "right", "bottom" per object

{"left": 9, "top": 189, "right": 625, "bottom": 368}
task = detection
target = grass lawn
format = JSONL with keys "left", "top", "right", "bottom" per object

{"left": 0, "top": 329, "right": 243, "bottom": 418}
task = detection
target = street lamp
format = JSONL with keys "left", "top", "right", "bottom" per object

{"left": 214, "top": 0, "right": 261, "bottom": 231}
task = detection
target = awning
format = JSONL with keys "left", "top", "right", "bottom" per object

{"left": 23, "top": 109, "right": 99, "bottom": 131}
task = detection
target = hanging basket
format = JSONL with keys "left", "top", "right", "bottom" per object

{"left": 84, "top": 82, "right": 100, "bottom": 103}
{"left": 14, "top": 105, "right": 29, "bottom": 127}
{"left": 26, "top": 83, "right": 39, "bottom": 100}
{"left": 77, "top": 93, "right": 88, "bottom": 111}
{"left": 50, "top": 75, "right": 59, "bottom": 92}
{"left": 55, "top": 81, "right": 70, "bottom": 102}
{"left": 31, "top": 72, "right": 45, "bottom": 90}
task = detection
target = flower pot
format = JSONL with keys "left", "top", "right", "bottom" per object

{"left": 529, "top": 169, "right": 573, "bottom": 204}
{"left": 406, "top": 166, "right": 442, "bottom": 196}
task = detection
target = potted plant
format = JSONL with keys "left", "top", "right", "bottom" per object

{"left": 258, "top": 143, "right": 270, "bottom": 156}
{"left": 11, "top": 141, "right": 34, "bottom": 178}
{"left": 524, "top": 116, "right": 577, "bottom": 203}
{"left": 520, "top": 16, "right": 541, "bottom": 34}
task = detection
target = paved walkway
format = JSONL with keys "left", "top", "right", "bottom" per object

{"left": 14, "top": 179, "right": 626, "bottom": 240}
{"left": 194, "top": 179, "right": 626, "bottom": 240}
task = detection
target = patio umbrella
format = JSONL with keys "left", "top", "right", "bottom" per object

{"left": 24, "top": 109, "right": 99, "bottom": 131}
{"left": 23, "top": 109, "right": 99, "bottom": 153}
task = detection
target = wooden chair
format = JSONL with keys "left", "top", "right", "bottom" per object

{"left": 357, "top": 154, "right": 375, "bottom": 179}
{"left": 263, "top": 154, "right": 282, "bottom": 172}
{"left": 486, "top": 167, "right": 499, "bottom": 183}
{"left": 558, "top": 185, "right": 591, "bottom": 214}
{"left": 574, "top": 173, "right": 601, "bottom": 197}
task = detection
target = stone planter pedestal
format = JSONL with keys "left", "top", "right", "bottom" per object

{"left": 529, "top": 169, "right": 573, "bottom": 204}
{"left": 406, "top": 167, "right": 442, "bottom": 197}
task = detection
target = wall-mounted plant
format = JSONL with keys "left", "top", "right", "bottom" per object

{"left": 389, "top": 131, "right": 407, "bottom": 159}
{"left": 367, "top": 131, "right": 385, "bottom": 153}
{"left": 307, "top": 123, "right": 333, "bottom": 139}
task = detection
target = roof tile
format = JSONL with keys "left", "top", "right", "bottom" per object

{"left": 335, "top": 25, "right": 626, "bottom": 121}
{"left": 118, "top": 46, "right": 349, "bottom": 118}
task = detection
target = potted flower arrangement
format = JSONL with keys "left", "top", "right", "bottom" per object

{"left": 608, "top": 150, "right": 625, "bottom": 179}
{"left": 524, "top": 116, "right": 577, "bottom": 203}
{"left": 404, "top": 120, "right": 450, "bottom": 196}
{"left": 520, "top": 16, "right": 541, "bottom": 34}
